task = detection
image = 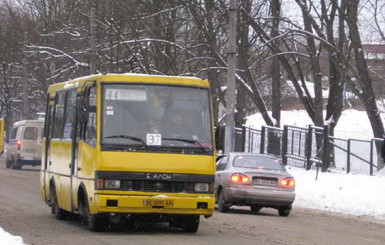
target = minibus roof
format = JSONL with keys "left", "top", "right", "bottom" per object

{"left": 47, "top": 73, "right": 210, "bottom": 93}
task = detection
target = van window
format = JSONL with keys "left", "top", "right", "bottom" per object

{"left": 10, "top": 127, "right": 18, "bottom": 140}
{"left": 24, "top": 127, "right": 38, "bottom": 140}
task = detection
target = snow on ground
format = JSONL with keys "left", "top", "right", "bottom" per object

{"left": 2, "top": 109, "right": 385, "bottom": 242}
{"left": 288, "top": 166, "right": 385, "bottom": 220}
{"left": 0, "top": 227, "right": 25, "bottom": 245}
{"left": 246, "top": 109, "right": 385, "bottom": 219}
{"left": 246, "top": 109, "right": 378, "bottom": 140}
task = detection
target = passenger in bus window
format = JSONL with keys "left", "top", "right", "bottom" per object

{"left": 162, "top": 111, "right": 197, "bottom": 139}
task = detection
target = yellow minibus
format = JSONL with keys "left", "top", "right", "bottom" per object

{"left": 40, "top": 74, "right": 215, "bottom": 232}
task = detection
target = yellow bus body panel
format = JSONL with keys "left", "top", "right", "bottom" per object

{"left": 99, "top": 152, "right": 214, "bottom": 174}
{"left": 50, "top": 140, "right": 72, "bottom": 210}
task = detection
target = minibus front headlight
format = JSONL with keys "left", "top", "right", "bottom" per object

{"left": 104, "top": 179, "right": 121, "bottom": 189}
{"left": 194, "top": 183, "right": 209, "bottom": 192}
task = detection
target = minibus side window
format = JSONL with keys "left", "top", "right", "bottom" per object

{"left": 52, "top": 92, "right": 66, "bottom": 138}
{"left": 85, "top": 86, "right": 97, "bottom": 147}
{"left": 63, "top": 89, "right": 77, "bottom": 139}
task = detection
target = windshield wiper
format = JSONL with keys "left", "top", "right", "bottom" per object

{"left": 105, "top": 135, "right": 147, "bottom": 146}
{"left": 162, "top": 137, "right": 211, "bottom": 151}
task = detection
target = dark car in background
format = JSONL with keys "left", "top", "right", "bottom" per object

{"left": 215, "top": 153, "right": 295, "bottom": 216}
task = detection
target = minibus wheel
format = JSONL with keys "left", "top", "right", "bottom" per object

{"left": 50, "top": 186, "right": 67, "bottom": 220}
{"left": 181, "top": 215, "right": 199, "bottom": 233}
{"left": 79, "top": 197, "right": 105, "bottom": 232}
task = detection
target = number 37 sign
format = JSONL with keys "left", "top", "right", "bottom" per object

{"left": 146, "top": 133, "right": 161, "bottom": 146}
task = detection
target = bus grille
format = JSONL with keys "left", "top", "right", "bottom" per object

{"left": 124, "top": 180, "right": 192, "bottom": 193}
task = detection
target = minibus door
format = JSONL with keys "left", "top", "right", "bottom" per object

{"left": 42, "top": 103, "right": 54, "bottom": 201}
{"left": 69, "top": 91, "right": 82, "bottom": 212}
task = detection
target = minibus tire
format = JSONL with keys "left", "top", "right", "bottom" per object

{"left": 88, "top": 214, "right": 105, "bottom": 232}
{"left": 79, "top": 197, "right": 105, "bottom": 232}
{"left": 50, "top": 186, "right": 67, "bottom": 220}
{"left": 181, "top": 215, "right": 199, "bottom": 233}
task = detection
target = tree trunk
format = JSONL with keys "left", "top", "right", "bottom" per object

{"left": 270, "top": 0, "right": 281, "bottom": 128}
{"left": 346, "top": 0, "right": 384, "bottom": 169}
{"left": 234, "top": 0, "right": 251, "bottom": 151}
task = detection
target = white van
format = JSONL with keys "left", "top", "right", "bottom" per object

{"left": 5, "top": 120, "right": 44, "bottom": 169}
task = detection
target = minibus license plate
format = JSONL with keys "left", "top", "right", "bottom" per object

{"left": 143, "top": 199, "right": 174, "bottom": 207}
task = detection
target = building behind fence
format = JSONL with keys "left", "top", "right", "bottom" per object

{"left": 216, "top": 124, "right": 383, "bottom": 176}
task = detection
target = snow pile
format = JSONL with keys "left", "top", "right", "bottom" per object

{"left": 0, "top": 228, "right": 25, "bottom": 245}
{"left": 288, "top": 167, "right": 385, "bottom": 220}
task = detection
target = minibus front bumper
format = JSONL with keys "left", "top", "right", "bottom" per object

{"left": 93, "top": 194, "right": 215, "bottom": 215}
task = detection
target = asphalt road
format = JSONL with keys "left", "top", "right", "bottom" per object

{"left": 0, "top": 157, "right": 384, "bottom": 245}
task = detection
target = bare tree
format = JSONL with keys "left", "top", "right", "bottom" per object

{"left": 346, "top": 0, "right": 384, "bottom": 169}
{"left": 270, "top": 0, "right": 281, "bottom": 127}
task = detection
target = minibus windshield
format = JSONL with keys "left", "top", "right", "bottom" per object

{"left": 101, "top": 83, "right": 213, "bottom": 152}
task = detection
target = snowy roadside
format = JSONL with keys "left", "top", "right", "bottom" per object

{"left": 0, "top": 227, "right": 25, "bottom": 245}
{"left": 288, "top": 166, "right": 385, "bottom": 220}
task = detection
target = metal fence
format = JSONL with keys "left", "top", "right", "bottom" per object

{"left": 217, "top": 124, "right": 382, "bottom": 176}
{"left": 329, "top": 136, "right": 381, "bottom": 176}
{"left": 241, "top": 126, "right": 261, "bottom": 153}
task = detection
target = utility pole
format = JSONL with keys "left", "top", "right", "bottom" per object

{"left": 224, "top": 0, "right": 237, "bottom": 153}
{"left": 109, "top": 23, "right": 114, "bottom": 73}
{"left": 22, "top": 32, "right": 29, "bottom": 119}
{"left": 90, "top": 7, "right": 96, "bottom": 75}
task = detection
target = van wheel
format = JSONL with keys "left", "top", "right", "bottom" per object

{"left": 11, "top": 159, "right": 22, "bottom": 170}
{"left": 181, "top": 215, "right": 199, "bottom": 233}
{"left": 50, "top": 186, "right": 67, "bottom": 220}
{"left": 79, "top": 197, "right": 105, "bottom": 232}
